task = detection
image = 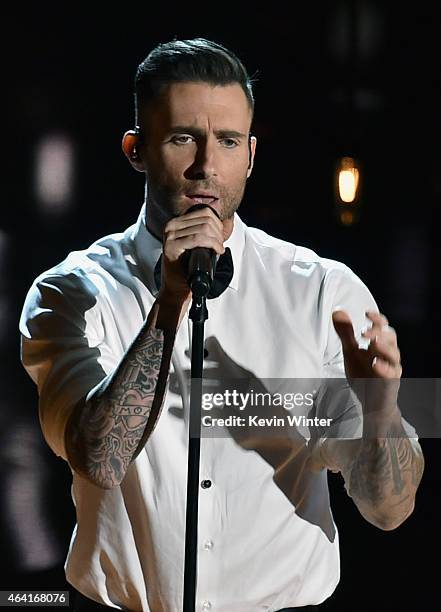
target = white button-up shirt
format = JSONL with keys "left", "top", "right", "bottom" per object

{"left": 19, "top": 204, "right": 416, "bottom": 612}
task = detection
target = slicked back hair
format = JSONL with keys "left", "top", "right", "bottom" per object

{"left": 134, "top": 38, "right": 257, "bottom": 138}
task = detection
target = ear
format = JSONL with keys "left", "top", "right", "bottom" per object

{"left": 122, "top": 130, "right": 145, "bottom": 172}
{"left": 246, "top": 135, "right": 257, "bottom": 178}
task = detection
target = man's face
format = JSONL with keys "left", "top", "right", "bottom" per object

{"left": 137, "top": 81, "right": 256, "bottom": 229}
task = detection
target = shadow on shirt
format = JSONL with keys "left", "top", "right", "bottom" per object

{"left": 168, "top": 335, "right": 336, "bottom": 543}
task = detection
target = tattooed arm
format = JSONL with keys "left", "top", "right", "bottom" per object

{"left": 64, "top": 294, "right": 189, "bottom": 489}
{"left": 313, "top": 305, "right": 425, "bottom": 530}
{"left": 64, "top": 206, "right": 227, "bottom": 489}
{"left": 315, "top": 408, "right": 425, "bottom": 530}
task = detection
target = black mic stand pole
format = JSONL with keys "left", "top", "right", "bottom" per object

{"left": 183, "top": 257, "right": 213, "bottom": 612}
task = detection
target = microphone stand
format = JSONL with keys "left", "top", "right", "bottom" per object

{"left": 183, "top": 260, "right": 213, "bottom": 612}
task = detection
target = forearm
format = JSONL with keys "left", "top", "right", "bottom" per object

{"left": 319, "top": 409, "right": 425, "bottom": 530}
{"left": 65, "top": 294, "right": 188, "bottom": 489}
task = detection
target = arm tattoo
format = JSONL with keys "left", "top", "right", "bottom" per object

{"left": 84, "top": 327, "right": 164, "bottom": 488}
{"left": 66, "top": 312, "right": 169, "bottom": 489}
{"left": 348, "top": 436, "right": 424, "bottom": 527}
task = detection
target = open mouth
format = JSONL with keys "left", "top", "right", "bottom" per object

{"left": 186, "top": 195, "right": 219, "bottom": 205}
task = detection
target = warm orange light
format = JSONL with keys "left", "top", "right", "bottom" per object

{"left": 339, "top": 210, "right": 355, "bottom": 225}
{"left": 337, "top": 157, "right": 360, "bottom": 203}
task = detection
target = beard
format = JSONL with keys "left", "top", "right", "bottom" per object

{"left": 146, "top": 172, "right": 248, "bottom": 224}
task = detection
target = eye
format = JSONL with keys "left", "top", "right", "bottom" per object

{"left": 220, "top": 138, "right": 239, "bottom": 148}
{"left": 171, "top": 135, "right": 194, "bottom": 145}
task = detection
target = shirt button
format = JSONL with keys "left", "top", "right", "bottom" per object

{"left": 201, "top": 479, "right": 212, "bottom": 489}
{"left": 202, "top": 601, "right": 212, "bottom": 610}
{"left": 203, "top": 539, "right": 214, "bottom": 551}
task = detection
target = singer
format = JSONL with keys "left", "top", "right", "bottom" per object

{"left": 19, "top": 38, "right": 424, "bottom": 612}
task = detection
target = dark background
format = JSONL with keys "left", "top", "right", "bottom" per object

{"left": 1, "top": 2, "right": 440, "bottom": 610}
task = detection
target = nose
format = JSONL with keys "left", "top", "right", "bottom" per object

{"left": 185, "top": 138, "right": 217, "bottom": 180}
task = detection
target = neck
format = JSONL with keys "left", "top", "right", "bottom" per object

{"left": 222, "top": 216, "right": 234, "bottom": 241}
{"left": 145, "top": 199, "right": 171, "bottom": 243}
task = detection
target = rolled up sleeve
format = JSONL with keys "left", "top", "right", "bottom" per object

{"left": 318, "top": 264, "right": 418, "bottom": 441}
{"left": 19, "top": 271, "right": 117, "bottom": 460}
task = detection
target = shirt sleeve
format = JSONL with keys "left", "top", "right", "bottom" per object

{"left": 19, "top": 270, "right": 118, "bottom": 461}
{"left": 317, "top": 264, "right": 418, "bottom": 440}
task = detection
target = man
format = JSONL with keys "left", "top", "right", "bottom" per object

{"left": 19, "top": 38, "right": 424, "bottom": 612}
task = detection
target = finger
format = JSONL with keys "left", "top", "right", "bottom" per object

{"left": 365, "top": 310, "right": 389, "bottom": 331}
{"left": 167, "top": 233, "right": 225, "bottom": 257}
{"left": 166, "top": 221, "right": 224, "bottom": 244}
{"left": 181, "top": 206, "right": 223, "bottom": 226}
{"left": 367, "top": 336, "right": 401, "bottom": 367}
{"left": 332, "top": 309, "right": 359, "bottom": 351}
{"left": 166, "top": 214, "right": 223, "bottom": 234}
{"left": 371, "top": 356, "right": 402, "bottom": 378}
{"left": 182, "top": 204, "right": 220, "bottom": 217}
{"left": 361, "top": 325, "right": 397, "bottom": 347}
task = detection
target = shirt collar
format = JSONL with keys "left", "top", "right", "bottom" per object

{"left": 130, "top": 203, "right": 245, "bottom": 296}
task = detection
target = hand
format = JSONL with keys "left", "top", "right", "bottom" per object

{"left": 332, "top": 309, "right": 402, "bottom": 416}
{"left": 158, "top": 206, "right": 226, "bottom": 304}
{"left": 332, "top": 309, "right": 402, "bottom": 379}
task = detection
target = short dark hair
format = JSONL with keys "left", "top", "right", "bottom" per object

{"left": 134, "top": 37, "right": 257, "bottom": 133}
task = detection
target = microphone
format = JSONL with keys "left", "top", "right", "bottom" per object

{"left": 185, "top": 203, "right": 219, "bottom": 298}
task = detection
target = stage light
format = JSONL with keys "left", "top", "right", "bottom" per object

{"left": 337, "top": 156, "right": 360, "bottom": 203}
{"left": 34, "top": 133, "right": 75, "bottom": 213}
{"left": 338, "top": 156, "right": 359, "bottom": 202}
{"left": 334, "top": 156, "right": 362, "bottom": 225}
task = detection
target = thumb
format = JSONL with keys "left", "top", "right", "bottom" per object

{"left": 332, "top": 309, "right": 358, "bottom": 351}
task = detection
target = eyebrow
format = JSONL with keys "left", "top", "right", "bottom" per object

{"left": 167, "top": 126, "right": 247, "bottom": 139}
